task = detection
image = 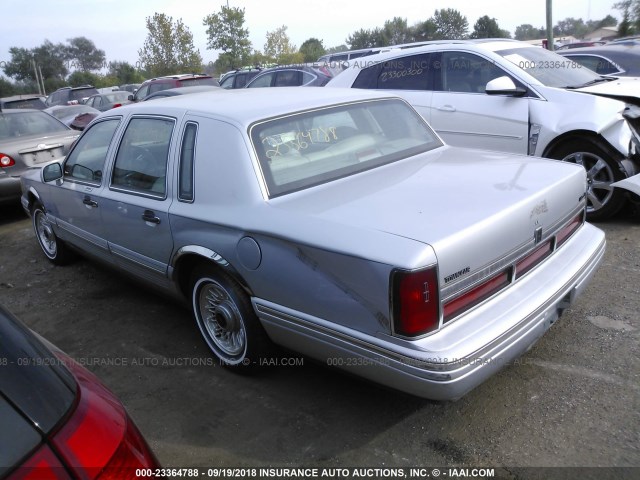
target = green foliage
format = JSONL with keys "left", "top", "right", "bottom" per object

{"left": 431, "top": 9, "right": 469, "bottom": 39}
{"left": 514, "top": 24, "right": 546, "bottom": 40}
{"left": 203, "top": 6, "right": 252, "bottom": 70}
{"left": 470, "top": 16, "right": 510, "bottom": 39}
{"left": 299, "top": 38, "right": 325, "bottom": 62}
{"left": 138, "top": 13, "right": 203, "bottom": 77}
{"left": 614, "top": 1, "right": 639, "bottom": 34}
{"left": 107, "top": 61, "right": 145, "bottom": 85}
{"left": 346, "top": 28, "right": 387, "bottom": 49}
{"left": 3, "top": 41, "right": 68, "bottom": 83}
{"left": 411, "top": 20, "right": 438, "bottom": 41}
{"left": 0, "top": 77, "right": 17, "bottom": 97}
{"left": 264, "top": 25, "right": 297, "bottom": 63}
{"left": 65, "top": 37, "right": 106, "bottom": 71}
{"left": 383, "top": 17, "right": 412, "bottom": 45}
{"left": 325, "top": 44, "right": 348, "bottom": 54}
{"left": 67, "top": 71, "right": 101, "bottom": 87}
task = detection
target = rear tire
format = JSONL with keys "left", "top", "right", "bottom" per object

{"left": 548, "top": 138, "right": 627, "bottom": 221}
{"left": 31, "top": 202, "right": 74, "bottom": 265}
{"left": 190, "top": 265, "right": 271, "bottom": 371}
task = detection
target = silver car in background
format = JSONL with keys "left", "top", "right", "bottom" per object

{"left": 20, "top": 88, "right": 605, "bottom": 400}
{"left": 0, "top": 109, "right": 79, "bottom": 205}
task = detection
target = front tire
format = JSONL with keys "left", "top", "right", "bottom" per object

{"left": 548, "top": 138, "right": 627, "bottom": 221}
{"left": 190, "top": 265, "right": 270, "bottom": 369}
{"left": 31, "top": 202, "right": 74, "bottom": 265}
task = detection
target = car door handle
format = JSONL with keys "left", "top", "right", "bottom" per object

{"left": 82, "top": 195, "right": 98, "bottom": 208}
{"left": 141, "top": 210, "right": 161, "bottom": 224}
{"left": 436, "top": 105, "right": 456, "bottom": 112}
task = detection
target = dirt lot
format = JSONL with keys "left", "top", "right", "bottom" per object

{"left": 0, "top": 203, "right": 638, "bottom": 478}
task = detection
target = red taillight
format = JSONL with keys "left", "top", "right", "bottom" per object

{"left": 50, "top": 355, "right": 159, "bottom": 479}
{"left": 112, "top": 104, "right": 122, "bottom": 108}
{"left": 392, "top": 267, "right": 440, "bottom": 337}
{"left": 443, "top": 269, "right": 510, "bottom": 323}
{"left": 556, "top": 212, "right": 583, "bottom": 247}
{"left": 1, "top": 154, "right": 16, "bottom": 167}
{"left": 515, "top": 240, "right": 552, "bottom": 278}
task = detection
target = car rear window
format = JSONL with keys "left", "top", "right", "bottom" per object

{"left": 69, "top": 88, "right": 98, "bottom": 102}
{"left": 250, "top": 98, "right": 442, "bottom": 197}
{"left": 0, "top": 111, "right": 69, "bottom": 140}
{"left": 2, "top": 98, "right": 46, "bottom": 110}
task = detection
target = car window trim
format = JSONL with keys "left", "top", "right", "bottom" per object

{"left": 108, "top": 114, "right": 176, "bottom": 201}
{"left": 178, "top": 122, "right": 198, "bottom": 203}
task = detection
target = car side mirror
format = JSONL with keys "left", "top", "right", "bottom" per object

{"left": 43, "top": 162, "right": 63, "bottom": 183}
{"left": 128, "top": 94, "right": 134, "bottom": 101}
{"left": 486, "top": 76, "right": 527, "bottom": 97}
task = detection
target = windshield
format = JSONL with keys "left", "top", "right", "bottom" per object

{"left": 496, "top": 47, "right": 603, "bottom": 88}
{"left": 251, "top": 99, "right": 442, "bottom": 197}
{"left": 0, "top": 111, "right": 68, "bottom": 140}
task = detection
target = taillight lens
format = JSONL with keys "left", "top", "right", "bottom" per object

{"left": 1, "top": 154, "right": 16, "bottom": 167}
{"left": 515, "top": 240, "right": 552, "bottom": 278}
{"left": 8, "top": 444, "right": 70, "bottom": 479}
{"left": 112, "top": 104, "right": 122, "bottom": 108}
{"left": 392, "top": 267, "right": 440, "bottom": 337}
{"left": 50, "top": 354, "right": 160, "bottom": 479}
{"left": 443, "top": 269, "right": 510, "bottom": 323}
{"left": 556, "top": 212, "right": 583, "bottom": 247}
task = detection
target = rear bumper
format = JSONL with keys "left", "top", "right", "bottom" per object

{"left": 254, "top": 223, "right": 606, "bottom": 401}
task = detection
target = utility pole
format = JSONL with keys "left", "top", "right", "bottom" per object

{"left": 546, "top": 0, "right": 554, "bottom": 50}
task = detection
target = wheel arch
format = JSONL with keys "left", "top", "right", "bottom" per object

{"left": 171, "top": 246, "right": 251, "bottom": 300}
{"left": 543, "top": 130, "right": 634, "bottom": 177}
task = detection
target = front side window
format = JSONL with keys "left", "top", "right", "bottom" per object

{"left": 63, "top": 118, "right": 121, "bottom": 184}
{"left": 437, "top": 52, "right": 507, "bottom": 93}
{"left": 247, "top": 73, "right": 274, "bottom": 88}
{"left": 111, "top": 117, "right": 174, "bottom": 196}
{"left": 250, "top": 99, "right": 442, "bottom": 197}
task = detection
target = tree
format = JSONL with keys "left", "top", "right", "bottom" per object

{"left": 107, "top": 61, "right": 145, "bottom": 85}
{"left": 299, "top": 38, "right": 325, "bottom": 62}
{"left": 411, "top": 19, "right": 438, "bottom": 41}
{"left": 138, "top": 13, "right": 203, "bottom": 77}
{"left": 514, "top": 24, "right": 546, "bottom": 40}
{"left": 325, "top": 44, "right": 348, "bottom": 54}
{"left": 346, "top": 28, "right": 387, "bottom": 49}
{"left": 553, "top": 17, "right": 588, "bottom": 37}
{"left": 383, "top": 17, "right": 412, "bottom": 44}
{"left": 264, "top": 25, "right": 298, "bottom": 63}
{"left": 3, "top": 41, "right": 68, "bottom": 83}
{"left": 470, "top": 16, "right": 510, "bottom": 39}
{"left": 614, "top": 1, "right": 638, "bottom": 34}
{"left": 431, "top": 9, "right": 469, "bottom": 39}
{"left": 67, "top": 71, "right": 101, "bottom": 88}
{"left": 203, "top": 6, "right": 252, "bottom": 72}
{"left": 66, "top": 37, "right": 106, "bottom": 72}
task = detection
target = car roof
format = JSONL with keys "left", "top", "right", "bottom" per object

{"left": 104, "top": 87, "right": 399, "bottom": 127}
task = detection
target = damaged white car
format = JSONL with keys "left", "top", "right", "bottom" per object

{"left": 328, "top": 39, "right": 640, "bottom": 220}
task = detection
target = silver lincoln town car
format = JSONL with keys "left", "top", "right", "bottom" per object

{"left": 20, "top": 88, "right": 605, "bottom": 400}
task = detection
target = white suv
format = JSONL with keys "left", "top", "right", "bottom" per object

{"left": 328, "top": 39, "right": 640, "bottom": 220}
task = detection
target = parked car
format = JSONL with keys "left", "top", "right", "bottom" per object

{"left": 0, "top": 109, "right": 79, "bottom": 205}
{"left": 142, "top": 85, "right": 222, "bottom": 101}
{"left": 328, "top": 39, "right": 640, "bottom": 220}
{"left": 45, "top": 85, "right": 99, "bottom": 107}
{"left": 555, "top": 41, "right": 607, "bottom": 50}
{"left": 0, "top": 94, "right": 47, "bottom": 110}
{"left": 44, "top": 104, "right": 101, "bottom": 129}
{"left": 84, "top": 91, "right": 133, "bottom": 111}
{"left": 131, "top": 74, "right": 219, "bottom": 102}
{"left": 245, "top": 64, "right": 337, "bottom": 88}
{"left": 557, "top": 45, "right": 640, "bottom": 77}
{"left": 219, "top": 67, "right": 263, "bottom": 89}
{"left": 118, "top": 83, "right": 141, "bottom": 93}
{"left": 20, "top": 88, "right": 605, "bottom": 401}
{"left": 0, "top": 304, "right": 160, "bottom": 478}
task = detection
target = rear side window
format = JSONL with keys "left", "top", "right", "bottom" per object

{"left": 179, "top": 122, "right": 198, "bottom": 202}
{"left": 64, "top": 118, "right": 121, "bottom": 184}
{"left": 352, "top": 54, "right": 432, "bottom": 90}
{"left": 436, "top": 52, "right": 507, "bottom": 93}
{"left": 111, "top": 117, "right": 174, "bottom": 197}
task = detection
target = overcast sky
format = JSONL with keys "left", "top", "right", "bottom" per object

{"left": 1, "top": 0, "right": 616, "bottom": 70}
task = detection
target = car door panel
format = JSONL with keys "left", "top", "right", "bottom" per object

{"left": 99, "top": 116, "right": 175, "bottom": 284}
